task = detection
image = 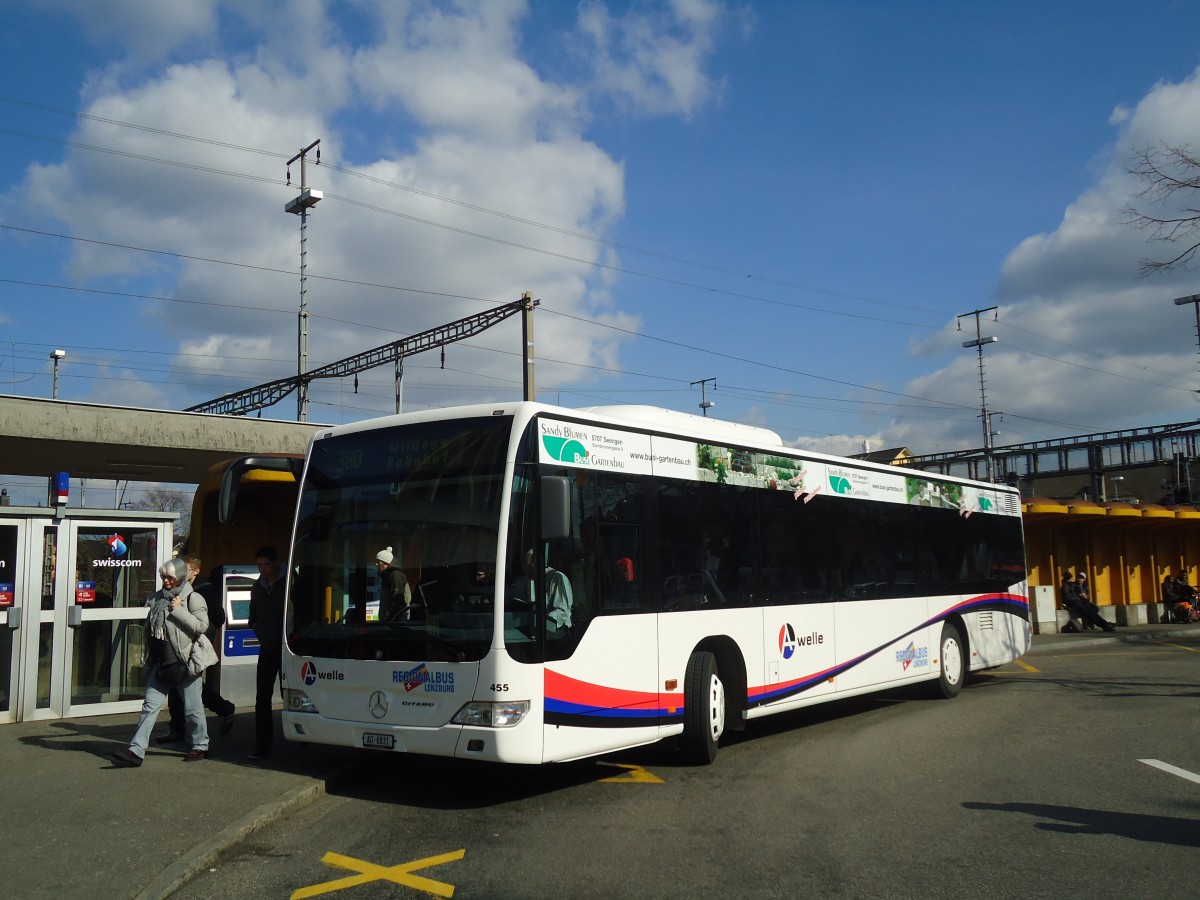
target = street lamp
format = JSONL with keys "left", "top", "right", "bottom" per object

{"left": 1173, "top": 293, "right": 1200, "bottom": 389}
{"left": 1106, "top": 475, "right": 1124, "bottom": 502}
{"left": 49, "top": 349, "right": 65, "bottom": 399}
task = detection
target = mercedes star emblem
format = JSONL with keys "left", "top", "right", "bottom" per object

{"left": 368, "top": 690, "right": 389, "bottom": 719}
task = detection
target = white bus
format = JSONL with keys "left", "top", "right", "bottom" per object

{"left": 274, "top": 402, "right": 1029, "bottom": 765}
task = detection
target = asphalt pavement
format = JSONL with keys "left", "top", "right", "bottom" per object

{"left": 2, "top": 622, "right": 1197, "bottom": 899}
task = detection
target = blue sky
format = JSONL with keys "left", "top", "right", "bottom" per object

{"left": 6, "top": 0, "right": 1200, "bottom": 504}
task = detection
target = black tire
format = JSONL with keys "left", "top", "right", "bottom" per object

{"left": 935, "top": 622, "right": 966, "bottom": 699}
{"left": 682, "top": 651, "right": 725, "bottom": 764}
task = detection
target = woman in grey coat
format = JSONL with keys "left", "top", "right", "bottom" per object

{"left": 111, "top": 557, "right": 211, "bottom": 766}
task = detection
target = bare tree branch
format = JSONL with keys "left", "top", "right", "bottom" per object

{"left": 134, "top": 487, "right": 191, "bottom": 540}
{"left": 1126, "top": 142, "right": 1200, "bottom": 274}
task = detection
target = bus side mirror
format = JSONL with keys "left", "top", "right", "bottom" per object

{"left": 541, "top": 476, "right": 572, "bottom": 540}
{"left": 219, "top": 455, "right": 304, "bottom": 524}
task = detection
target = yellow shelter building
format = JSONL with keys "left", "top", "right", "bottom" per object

{"left": 1023, "top": 496, "right": 1200, "bottom": 628}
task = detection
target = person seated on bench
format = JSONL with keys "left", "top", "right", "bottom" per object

{"left": 1063, "top": 572, "right": 1115, "bottom": 632}
{"left": 1060, "top": 572, "right": 1085, "bottom": 633}
{"left": 1169, "top": 573, "right": 1199, "bottom": 623}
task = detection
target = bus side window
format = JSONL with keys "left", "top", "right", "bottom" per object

{"left": 758, "top": 488, "right": 831, "bottom": 605}
{"left": 601, "top": 533, "right": 641, "bottom": 610}
{"left": 590, "top": 474, "right": 648, "bottom": 614}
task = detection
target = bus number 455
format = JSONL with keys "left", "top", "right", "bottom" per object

{"left": 490, "top": 683, "right": 509, "bottom": 692}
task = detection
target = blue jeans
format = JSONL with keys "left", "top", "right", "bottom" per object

{"left": 129, "top": 663, "right": 209, "bottom": 758}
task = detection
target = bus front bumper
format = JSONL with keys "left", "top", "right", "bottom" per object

{"left": 281, "top": 711, "right": 543, "bottom": 764}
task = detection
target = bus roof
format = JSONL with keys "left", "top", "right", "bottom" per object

{"left": 309, "top": 401, "right": 1018, "bottom": 498}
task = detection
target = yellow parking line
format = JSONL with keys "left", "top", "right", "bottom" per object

{"left": 1152, "top": 641, "right": 1199, "bottom": 652}
{"left": 1013, "top": 658, "right": 1040, "bottom": 673}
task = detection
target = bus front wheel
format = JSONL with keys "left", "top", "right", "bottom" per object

{"left": 936, "top": 622, "right": 966, "bottom": 699}
{"left": 682, "top": 651, "right": 725, "bottom": 764}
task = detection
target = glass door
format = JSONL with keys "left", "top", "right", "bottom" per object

{"left": 61, "top": 520, "right": 170, "bottom": 716}
{"left": 15, "top": 519, "right": 64, "bottom": 720}
{"left": 0, "top": 521, "right": 22, "bottom": 724}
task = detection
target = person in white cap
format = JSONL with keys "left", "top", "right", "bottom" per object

{"left": 375, "top": 546, "right": 413, "bottom": 621}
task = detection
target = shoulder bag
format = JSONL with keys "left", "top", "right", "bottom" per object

{"left": 186, "top": 634, "right": 219, "bottom": 677}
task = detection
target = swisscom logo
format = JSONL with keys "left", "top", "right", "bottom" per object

{"left": 301, "top": 661, "right": 345, "bottom": 685}
{"left": 92, "top": 534, "right": 140, "bottom": 568}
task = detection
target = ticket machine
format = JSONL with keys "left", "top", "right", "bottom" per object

{"left": 220, "top": 565, "right": 260, "bottom": 666}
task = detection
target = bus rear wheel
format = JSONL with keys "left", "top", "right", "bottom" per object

{"left": 682, "top": 651, "right": 725, "bottom": 764}
{"left": 936, "top": 622, "right": 966, "bottom": 699}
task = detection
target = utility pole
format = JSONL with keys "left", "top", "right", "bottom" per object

{"left": 691, "top": 377, "right": 716, "bottom": 416}
{"left": 285, "top": 138, "right": 322, "bottom": 422}
{"left": 958, "top": 306, "right": 999, "bottom": 481}
{"left": 1173, "top": 293, "right": 1200, "bottom": 391}
{"left": 394, "top": 358, "right": 404, "bottom": 415}
{"left": 522, "top": 291, "right": 536, "bottom": 402}
{"left": 1172, "top": 292, "right": 1200, "bottom": 500}
{"left": 985, "top": 410, "right": 1004, "bottom": 480}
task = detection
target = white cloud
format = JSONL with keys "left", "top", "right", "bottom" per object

{"left": 2, "top": 2, "right": 738, "bottom": 417}
{"left": 26, "top": 0, "right": 221, "bottom": 60}
{"left": 577, "top": 0, "right": 731, "bottom": 118}
{"left": 89, "top": 362, "right": 171, "bottom": 408}
{"left": 351, "top": 0, "right": 584, "bottom": 145}
{"left": 888, "top": 67, "right": 1200, "bottom": 453}
{"left": 787, "top": 431, "right": 885, "bottom": 459}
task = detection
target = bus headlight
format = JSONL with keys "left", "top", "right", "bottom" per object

{"left": 283, "top": 689, "right": 319, "bottom": 714}
{"left": 451, "top": 699, "right": 530, "bottom": 728}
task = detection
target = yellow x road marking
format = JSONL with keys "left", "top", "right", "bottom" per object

{"left": 291, "top": 849, "right": 466, "bottom": 899}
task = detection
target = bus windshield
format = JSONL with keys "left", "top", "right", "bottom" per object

{"left": 286, "top": 415, "right": 512, "bottom": 663}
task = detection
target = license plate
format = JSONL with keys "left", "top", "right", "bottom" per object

{"left": 362, "top": 732, "right": 395, "bottom": 750}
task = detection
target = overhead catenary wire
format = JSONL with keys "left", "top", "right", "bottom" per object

{"left": 0, "top": 94, "right": 1185, "bottom": 391}
{"left": 0, "top": 108, "right": 1178, "bottom": 399}
{"left": 0, "top": 95, "right": 1174, "bottom": 441}
{"left": 0, "top": 95, "right": 953, "bottom": 319}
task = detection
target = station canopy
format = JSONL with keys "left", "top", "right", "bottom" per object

{"left": 0, "top": 394, "right": 322, "bottom": 485}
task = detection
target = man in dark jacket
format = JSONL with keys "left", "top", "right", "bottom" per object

{"left": 187, "top": 556, "right": 236, "bottom": 726}
{"left": 248, "top": 544, "right": 285, "bottom": 760}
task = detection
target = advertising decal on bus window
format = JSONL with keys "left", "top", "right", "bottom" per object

{"left": 537, "top": 417, "right": 1012, "bottom": 518}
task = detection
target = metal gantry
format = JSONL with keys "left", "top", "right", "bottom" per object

{"left": 187, "top": 293, "right": 538, "bottom": 417}
{"left": 898, "top": 418, "right": 1200, "bottom": 499}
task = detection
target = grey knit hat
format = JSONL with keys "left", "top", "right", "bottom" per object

{"left": 159, "top": 557, "right": 188, "bottom": 582}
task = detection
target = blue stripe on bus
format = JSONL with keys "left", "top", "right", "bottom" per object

{"left": 750, "top": 593, "right": 1027, "bottom": 705}
{"left": 545, "top": 593, "right": 1028, "bottom": 727}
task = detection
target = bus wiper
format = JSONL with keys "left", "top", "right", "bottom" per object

{"left": 384, "top": 623, "right": 465, "bottom": 661}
